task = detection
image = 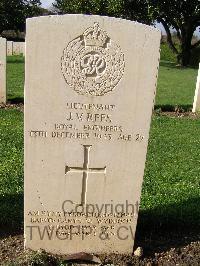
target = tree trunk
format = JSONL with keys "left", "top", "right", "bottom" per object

{"left": 179, "top": 43, "right": 191, "bottom": 67}
{"left": 178, "top": 25, "right": 194, "bottom": 67}
{"left": 160, "top": 19, "right": 195, "bottom": 67}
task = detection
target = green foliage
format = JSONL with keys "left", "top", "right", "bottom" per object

{"left": 160, "top": 43, "right": 177, "bottom": 62}
{"left": 53, "top": 0, "right": 152, "bottom": 24}
{"left": 149, "top": 0, "right": 200, "bottom": 66}
{"left": 53, "top": 0, "right": 200, "bottom": 66}
{"left": 149, "top": 0, "right": 200, "bottom": 25}
{"left": 54, "top": 0, "right": 124, "bottom": 16}
{"left": 0, "top": 0, "right": 42, "bottom": 33}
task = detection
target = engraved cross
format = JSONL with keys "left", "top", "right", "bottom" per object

{"left": 65, "top": 145, "right": 106, "bottom": 206}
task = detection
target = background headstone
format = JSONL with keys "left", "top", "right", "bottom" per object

{"left": 192, "top": 63, "right": 200, "bottom": 112}
{"left": 13, "top": 42, "right": 20, "bottom": 55}
{"left": 7, "top": 41, "right": 13, "bottom": 56}
{"left": 25, "top": 15, "right": 160, "bottom": 255}
{"left": 0, "top": 37, "right": 6, "bottom": 104}
{"left": 13, "top": 42, "right": 25, "bottom": 55}
{"left": 21, "top": 42, "right": 25, "bottom": 56}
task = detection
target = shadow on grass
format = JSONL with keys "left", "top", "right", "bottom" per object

{"left": 7, "top": 56, "right": 25, "bottom": 64}
{"left": 160, "top": 60, "right": 199, "bottom": 69}
{"left": 0, "top": 191, "right": 199, "bottom": 254}
{"left": 135, "top": 196, "right": 200, "bottom": 255}
{"left": 7, "top": 97, "right": 24, "bottom": 104}
{"left": 160, "top": 61, "right": 178, "bottom": 69}
{"left": 154, "top": 104, "right": 192, "bottom": 112}
{"left": 0, "top": 193, "right": 23, "bottom": 238}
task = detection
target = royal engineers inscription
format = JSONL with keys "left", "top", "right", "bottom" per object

{"left": 25, "top": 15, "right": 161, "bottom": 254}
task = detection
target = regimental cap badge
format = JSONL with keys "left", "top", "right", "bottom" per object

{"left": 61, "top": 22, "right": 125, "bottom": 96}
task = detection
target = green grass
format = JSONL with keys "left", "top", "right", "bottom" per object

{"left": 0, "top": 110, "right": 199, "bottom": 233}
{"left": 7, "top": 55, "right": 24, "bottom": 102}
{"left": 156, "top": 43, "right": 198, "bottom": 110}
{"left": 0, "top": 109, "right": 23, "bottom": 232}
{"left": 141, "top": 115, "right": 200, "bottom": 231}
{"left": 155, "top": 62, "right": 198, "bottom": 110}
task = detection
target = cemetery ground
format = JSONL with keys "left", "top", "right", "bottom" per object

{"left": 0, "top": 56, "right": 200, "bottom": 265}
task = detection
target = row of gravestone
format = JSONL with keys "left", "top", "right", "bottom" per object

{"left": 7, "top": 41, "right": 25, "bottom": 56}
{"left": 0, "top": 38, "right": 25, "bottom": 103}
{"left": 0, "top": 15, "right": 200, "bottom": 256}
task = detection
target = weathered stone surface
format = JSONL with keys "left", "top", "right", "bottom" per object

{"left": 13, "top": 42, "right": 25, "bottom": 55}
{"left": 7, "top": 41, "right": 13, "bottom": 56}
{"left": 24, "top": 14, "right": 160, "bottom": 255}
{"left": 192, "top": 63, "right": 200, "bottom": 112}
{"left": 0, "top": 37, "right": 6, "bottom": 104}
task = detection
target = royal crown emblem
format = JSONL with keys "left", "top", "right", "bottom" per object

{"left": 61, "top": 22, "right": 125, "bottom": 96}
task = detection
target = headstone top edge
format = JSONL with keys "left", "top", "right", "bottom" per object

{"left": 26, "top": 14, "right": 161, "bottom": 35}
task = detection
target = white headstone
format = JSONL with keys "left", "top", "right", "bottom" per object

{"left": 24, "top": 15, "right": 161, "bottom": 255}
{"left": 13, "top": 42, "right": 25, "bottom": 55}
{"left": 0, "top": 38, "right": 6, "bottom": 104}
{"left": 13, "top": 42, "right": 20, "bottom": 55}
{"left": 192, "top": 63, "right": 200, "bottom": 112}
{"left": 7, "top": 41, "right": 13, "bottom": 56}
